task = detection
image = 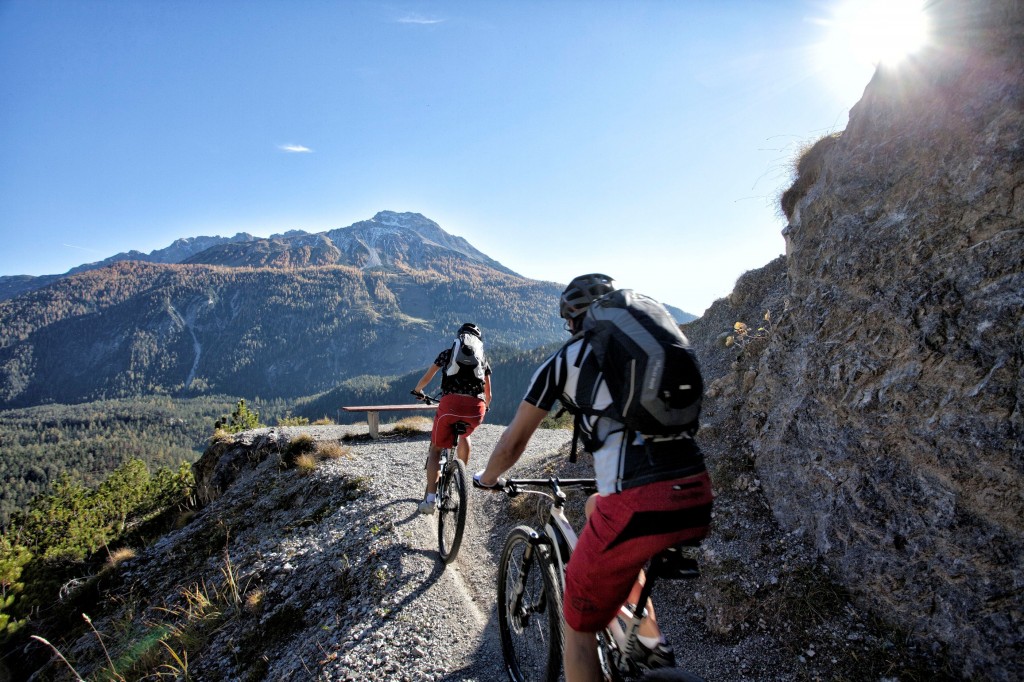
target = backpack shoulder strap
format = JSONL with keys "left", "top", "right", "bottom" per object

{"left": 563, "top": 331, "right": 623, "bottom": 461}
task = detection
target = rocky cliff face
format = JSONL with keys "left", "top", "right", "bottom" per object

{"left": 689, "top": 1, "right": 1022, "bottom": 678}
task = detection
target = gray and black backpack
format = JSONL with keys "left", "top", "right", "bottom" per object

{"left": 569, "top": 289, "right": 703, "bottom": 449}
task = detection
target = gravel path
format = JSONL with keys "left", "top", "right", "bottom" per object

{"left": 324, "top": 423, "right": 573, "bottom": 681}
{"left": 305, "top": 423, "right": 577, "bottom": 681}
{"left": 66, "top": 420, "right": 947, "bottom": 682}
{"left": 174, "top": 423, "right": 576, "bottom": 681}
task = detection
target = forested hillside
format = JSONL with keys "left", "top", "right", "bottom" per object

{"left": 0, "top": 260, "right": 564, "bottom": 409}
{"left": 0, "top": 395, "right": 237, "bottom": 526}
{"left": 0, "top": 339, "right": 565, "bottom": 526}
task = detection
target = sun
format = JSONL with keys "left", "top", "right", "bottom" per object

{"left": 820, "top": 0, "right": 930, "bottom": 67}
{"left": 810, "top": 0, "right": 930, "bottom": 103}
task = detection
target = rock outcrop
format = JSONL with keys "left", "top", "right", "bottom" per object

{"left": 687, "top": 1, "right": 1022, "bottom": 678}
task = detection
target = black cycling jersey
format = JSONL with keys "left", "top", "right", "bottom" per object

{"left": 523, "top": 337, "right": 702, "bottom": 494}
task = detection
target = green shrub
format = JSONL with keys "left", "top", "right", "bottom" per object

{"left": 214, "top": 399, "right": 264, "bottom": 434}
{"left": 0, "top": 458, "right": 195, "bottom": 640}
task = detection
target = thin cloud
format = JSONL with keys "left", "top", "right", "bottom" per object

{"left": 63, "top": 243, "right": 102, "bottom": 253}
{"left": 397, "top": 14, "right": 445, "bottom": 25}
{"left": 279, "top": 144, "right": 313, "bottom": 153}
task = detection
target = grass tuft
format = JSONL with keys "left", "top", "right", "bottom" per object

{"left": 244, "top": 589, "right": 264, "bottom": 614}
{"left": 209, "top": 428, "right": 233, "bottom": 445}
{"left": 391, "top": 416, "right": 433, "bottom": 435}
{"left": 780, "top": 132, "right": 841, "bottom": 220}
{"left": 104, "top": 547, "right": 136, "bottom": 570}
{"left": 294, "top": 453, "right": 318, "bottom": 473}
{"left": 282, "top": 433, "right": 316, "bottom": 467}
{"left": 316, "top": 441, "right": 350, "bottom": 460}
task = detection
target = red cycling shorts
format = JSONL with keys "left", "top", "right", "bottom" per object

{"left": 563, "top": 471, "right": 713, "bottom": 632}
{"left": 431, "top": 393, "right": 486, "bottom": 448}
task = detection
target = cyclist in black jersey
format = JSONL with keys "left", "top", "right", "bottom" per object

{"left": 412, "top": 323, "right": 493, "bottom": 515}
{"left": 476, "top": 275, "right": 711, "bottom": 682}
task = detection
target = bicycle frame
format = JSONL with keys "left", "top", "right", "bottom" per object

{"left": 498, "top": 477, "right": 669, "bottom": 680}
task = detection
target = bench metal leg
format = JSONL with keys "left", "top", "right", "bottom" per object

{"left": 367, "top": 411, "right": 380, "bottom": 438}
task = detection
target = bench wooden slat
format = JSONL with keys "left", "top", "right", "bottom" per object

{"left": 340, "top": 404, "right": 438, "bottom": 438}
{"left": 341, "top": 405, "right": 439, "bottom": 412}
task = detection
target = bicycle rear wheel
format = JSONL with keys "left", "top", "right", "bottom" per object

{"left": 497, "top": 526, "right": 563, "bottom": 682}
{"left": 437, "top": 456, "right": 468, "bottom": 563}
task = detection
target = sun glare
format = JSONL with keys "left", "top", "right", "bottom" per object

{"left": 810, "top": 0, "right": 930, "bottom": 103}
{"left": 823, "top": 0, "right": 929, "bottom": 67}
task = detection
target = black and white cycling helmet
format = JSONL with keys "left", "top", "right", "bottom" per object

{"left": 458, "top": 322, "right": 482, "bottom": 338}
{"left": 559, "top": 273, "right": 615, "bottom": 321}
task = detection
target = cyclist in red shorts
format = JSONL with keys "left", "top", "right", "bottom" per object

{"left": 412, "top": 323, "right": 492, "bottom": 515}
{"left": 475, "top": 274, "right": 712, "bottom": 682}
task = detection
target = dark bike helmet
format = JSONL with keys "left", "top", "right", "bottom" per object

{"left": 559, "top": 273, "right": 615, "bottom": 321}
{"left": 458, "top": 322, "right": 482, "bottom": 338}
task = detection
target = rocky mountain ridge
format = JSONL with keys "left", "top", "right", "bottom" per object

{"left": 181, "top": 211, "right": 519, "bottom": 275}
{"left": 0, "top": 209, "right": 695, "bottom": 411}
{"left": 0, "top": 212, "right": 514, "bottom": 301}
{"left": 0, "top": 212, "right": 570, "bottom": 409}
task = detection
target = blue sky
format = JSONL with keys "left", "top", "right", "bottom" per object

{"left": 0, "top": 0, "right": 907, "bottom": 315}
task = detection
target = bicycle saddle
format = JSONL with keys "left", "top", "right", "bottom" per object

{"left": 649, "top": 541, "right": 701, "bottom": 580}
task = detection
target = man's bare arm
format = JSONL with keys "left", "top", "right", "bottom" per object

{"left": 413, "top": 364, "right": 441, "bottom": 395}
{"left": 479, "top": 401, "right": 548, "bottom": 485}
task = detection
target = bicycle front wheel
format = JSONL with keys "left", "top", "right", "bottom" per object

{"left": 437, "top": 457, "right": 468, "bottom": 563}
{"left": 497, "top": 526, "right": 564, "bottom": 682}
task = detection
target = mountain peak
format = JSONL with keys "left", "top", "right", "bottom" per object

{"left": 369, "top": 211, "right": 435, "bottom": 229}
{"left": 0, "top": 212, "right": 517, "bottom": 300}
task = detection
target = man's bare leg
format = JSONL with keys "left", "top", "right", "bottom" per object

{"left": 563, "top": 624, "right": 601, "bottom": 682}
{"left": 424, "top": 444, "right": 441, "bottom": 495}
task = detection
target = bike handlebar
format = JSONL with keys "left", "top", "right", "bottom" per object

{"left": 473, "top": 475, "right": 597, "bottom": 497}
{"left": 411, "top": 389, "right": 440, "bottom": 405}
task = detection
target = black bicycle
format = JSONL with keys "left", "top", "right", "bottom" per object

{"left": 413, "top": 392, "right": 470, "bottom": 564}
{"left": 481, "top": 477, "right": 704, "bottom": 682}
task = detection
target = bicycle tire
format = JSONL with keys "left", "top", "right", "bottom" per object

{"left": 437, "top": 456, "right": 468, "bottom": 563}
{"left": 497, "top": 526, "right": 564, "bottom": 682}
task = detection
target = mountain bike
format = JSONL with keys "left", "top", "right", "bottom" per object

{"left": 414, "top": 392, "right": 470, "bottom": 564}
{"left": 479, "top": 476, "right": 704, "bottom": 682}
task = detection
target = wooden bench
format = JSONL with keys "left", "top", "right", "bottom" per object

{"left": 340, "top": 403, "right": 438, "bottom": 438}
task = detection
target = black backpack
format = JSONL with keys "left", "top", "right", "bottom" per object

{"left": 568, "top": 289, "right": 703, "bottom": 454}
